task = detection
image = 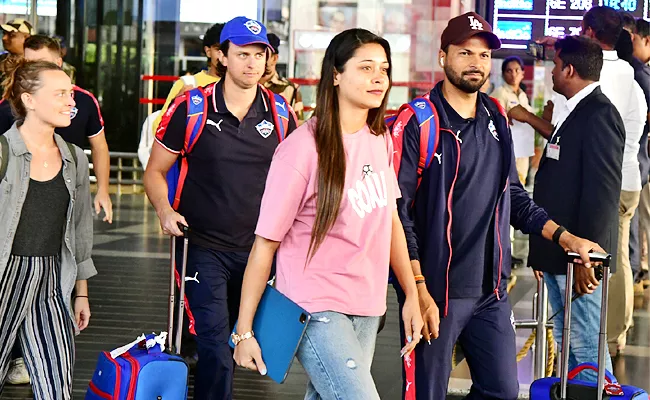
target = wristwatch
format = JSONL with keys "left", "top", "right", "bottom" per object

{"left": 231, "top": 330, "right": 254, "bottom": 346}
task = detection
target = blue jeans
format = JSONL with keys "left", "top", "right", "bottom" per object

{"left": 544, "top": 273, "right": 612, "bottom": 382}
{"left": 296, "top": 311, "right": 381, "bottom": 400}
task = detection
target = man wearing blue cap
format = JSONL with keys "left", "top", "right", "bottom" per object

{"left": 144, "top": 16, "right": 297, "bottom": 400}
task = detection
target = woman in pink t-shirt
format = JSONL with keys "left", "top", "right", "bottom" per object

{"left": 232, "top": 29, "right": 423, "bottom": 399}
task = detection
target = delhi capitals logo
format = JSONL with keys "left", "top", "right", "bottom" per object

{"left": 255, "top": 120, "right": 274, "bottom": 138}
{"left": 70, "top": 106, "right": 78, "bottom": 120}
{"left": 191, "top": 95, "right": 203, "bottom": 106}
{"left": 414, "top": 101, "right": 426, "bottom": 110}
{"left": 245, "top": 20, "right": 262, "bottom": 35}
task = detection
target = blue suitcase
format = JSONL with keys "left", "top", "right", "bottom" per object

{"left": 85, "top": 334, "right": 188, "bottom": 399}
{"left": 530, "top": 252, "right": 649, "bottom": 400}
{"left": 530, "top": 361, "right": 648, "bottom": 399}
{"left": 86, "top": 226, "right": 191, "bottom": 399}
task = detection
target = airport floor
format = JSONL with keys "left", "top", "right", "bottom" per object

{"left": 1, "top": 194, "right": 648, "bottom": 399}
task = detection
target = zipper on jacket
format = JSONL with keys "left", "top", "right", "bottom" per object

{"left": 493, "top": 181, "right": 508, "bottom": 300}
{"left": 442, "top": 128, "right": 461, "bottom": 317}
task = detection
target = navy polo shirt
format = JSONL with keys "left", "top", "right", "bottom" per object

{"left": 156, "top": 78, "right": 297, "bottom": 251}
{"left": 440, "top": 94, "right": 503, "bottom": 297}
{"left": 0, "top": 86, "right": 104, "bottom": 148}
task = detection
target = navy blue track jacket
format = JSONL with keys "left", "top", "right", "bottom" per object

{"left": 394, "top": 82, "right": 550, "bottom": 315}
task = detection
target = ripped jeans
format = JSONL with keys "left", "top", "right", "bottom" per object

{"left": 296, "top": 311, "right": 381, "bottom": 400}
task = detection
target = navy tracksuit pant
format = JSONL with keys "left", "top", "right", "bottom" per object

{"left": 397, "top": 291, "right": 519, "bottom": 400}
{"left": 175, "top": 243, "right": 250, "bottom": 400}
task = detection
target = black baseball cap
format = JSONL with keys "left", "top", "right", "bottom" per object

{"left": 267, "top": 33, "right": 280, "bottom": 54}
{"left": 440, "top": 12, "right": 501, "bottom": 51}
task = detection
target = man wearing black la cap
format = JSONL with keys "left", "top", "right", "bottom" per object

{"left": 144, "top": 16, "right": 297, "bottom": 400}
{"left": 392, "top": 12, "right": 605, "bottom": 399}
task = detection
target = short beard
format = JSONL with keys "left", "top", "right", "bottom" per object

{"left": 444, "top": 64, "right": 488, "bottom": 94}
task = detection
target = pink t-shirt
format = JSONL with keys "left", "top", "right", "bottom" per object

{"left": 255, "top": 120, "right": 400, "bottom": 317}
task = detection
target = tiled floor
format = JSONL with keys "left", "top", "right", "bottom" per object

{"left": 1, "top": 194, "right": 648, "bottom": 399}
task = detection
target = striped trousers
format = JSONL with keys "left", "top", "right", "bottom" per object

{"left": 0, "top": 255, "right": 75, "bottom": 399}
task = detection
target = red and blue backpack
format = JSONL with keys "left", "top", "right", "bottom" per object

{"left": 386, "top": 94, "right": 440, "bottom": 192}
{"left": 386, "top": 93, "right": 507, "bottom": 192}
{"left": 166, "top": 84, "right": 293, "bottom": 210}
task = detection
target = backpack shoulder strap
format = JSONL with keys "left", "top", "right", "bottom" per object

{"left": 390, "top": 97, "right": 439, "bottom": 175}
{"left": 264, "top": 86, "right": 292, "bottom": 142}
{"left": 408, "top": 97, "right": 440, "bottom": 174}
{"left": 0, "top": 134, "right": 8, "bottom": 181}
{"left": 488, "top": 96, "right": 508, "bottom": 119}
{"left": 184, "top": 87, "right": 208, "bottom": 154}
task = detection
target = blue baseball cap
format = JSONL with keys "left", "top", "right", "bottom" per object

{"left": 220, "top": 16, "right": 271, "bottom": 50}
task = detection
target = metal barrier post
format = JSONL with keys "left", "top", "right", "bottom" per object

{"left": 534, "top": 276, "right": 549, "bottom": 380}
{"left": 117, "top": 157, "right": 123, "bottom": 196}
{"left": 132, "top": 158, "right": 138, "bottom": 192}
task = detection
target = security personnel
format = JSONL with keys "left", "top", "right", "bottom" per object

{"left": 144, "top": 17, "right": 297, "bottom": 400}
{"left": 0, "top": 18, "right": 33, "bottom": 86}
{"left": 393, "top": 12, "right": 604, "bottom": 399}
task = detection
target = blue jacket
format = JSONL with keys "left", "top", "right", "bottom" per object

{"left": 395, "top": 82, "right": 550, "bottom": 315}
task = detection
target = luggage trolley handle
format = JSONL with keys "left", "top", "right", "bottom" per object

{"left": 168, "top": 222, "right": 190, "bottom": 355}
{"left": 560, "top": 251, "right": 611, "bottom": 400}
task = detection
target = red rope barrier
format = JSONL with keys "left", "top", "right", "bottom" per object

{"left": 141, "top": 74, "right": 435, "bottom": 89}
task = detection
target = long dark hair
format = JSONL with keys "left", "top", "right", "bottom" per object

{"left": 307, "top": 28, "right": 392, "bottom": 261}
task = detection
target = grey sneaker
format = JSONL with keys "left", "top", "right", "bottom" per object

{"left": 6, "top": 358, "right": 30, "bottom": 385}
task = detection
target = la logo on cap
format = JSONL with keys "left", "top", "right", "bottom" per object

{"left": 245, "top": 20, "right": 262, "bottom": 35}
{"left": 468, "top": 15, "right": 483, "bottom": 30}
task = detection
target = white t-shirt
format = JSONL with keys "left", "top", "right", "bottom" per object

{"left": 138, "top": 110, "right": 161, "bottom": 170}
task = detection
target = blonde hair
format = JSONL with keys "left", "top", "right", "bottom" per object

{"left": 2, "top": 58, "right": 63, "bottom": 121}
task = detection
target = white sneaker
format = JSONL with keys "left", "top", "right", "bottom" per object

{"left": 6, "top": 358, "right": 30, "bottom": 385}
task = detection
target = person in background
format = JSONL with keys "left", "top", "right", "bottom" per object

{"left": 510, "top": 13, "right": 644, "bottom": 356}
{"left": 0, "top": 59, "right": 95, "bottom": 399}
{"left": 530, "top": 35, "right": 624, "bottom": 382}
{"left": 626, "top": 17, "right": 650, "bottom": 295}
{"left": 493, "top": 56, "right": 537, "bottom": 271}
{"left": 138, "top": 110, "right": 160, "bottom": 169}
{"left": 0, "top": 18, "right": 33, "bottom": 94}
{"left": 53, "top": 35, "right": 75, "bottom": 83}
{"left": 492, "top": 56, "right": 534, "bottom": 186}
{"left": 607, "top": 24, "right": 647, "bottom": 357}
{"left": 260, "top": 33, "right": 304, "bottom": 121}
{"left": 150, "top": 23, "right": 224, "bottom": 136}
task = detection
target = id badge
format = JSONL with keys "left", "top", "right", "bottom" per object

{"left": 546, "top": 144, "right": 560, "bottom": 160}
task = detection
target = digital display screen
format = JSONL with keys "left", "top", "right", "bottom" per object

{"left": 490, "top": 0, "right": 648, "bottom": 50}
